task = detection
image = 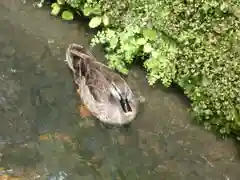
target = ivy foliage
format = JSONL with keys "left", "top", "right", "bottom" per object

{"left": 51, "top": 0, "right": 240, "bottom": 139}
{"left": 49, "top": 0, "right": 74, "bottom": 20}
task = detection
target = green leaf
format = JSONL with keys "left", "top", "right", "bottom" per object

{"left": 136, "top": 38, "right": 147, "bottom": 45}
{"left": 51, "top": 3, "right": 61, "bottom": 16}
{"left": 143, "top": 43, "right": 153, "bottom": 53}
{"left": 89, "top": 16, "right": 102, "bottom": 28}
{"left": 109, "top": 37, "right": 118, "bottom": 49}
{"left": 57, "top": 0, "right": 65, "bottom": 5}
{"left": 202, "top": 3, "right": 210, "bottom": 12}
{"left": 201, "top": 76, "right": 210, "bottom": 86}
{"left": 51, "top": 2, "right": 59, "bottom": 8}
{"left": 83, "top": 7, "right": 94, "bottom": 16}
{"left": 220, "top": 2, "right": 228, "bottom": 12}
{"left": 106, "top": 29, "right": 115, "bottom": 37}
{"left": 61, "top": 11, "right": 74, "bottom": 20}
{"left": 92, "top": 4, "right": 102, "bottom": 15}
{"left": 142, "top": 28, "right": 157, "bottom": 41}
{"left": 102, "top": 14, "right": 109, "bottom": 26}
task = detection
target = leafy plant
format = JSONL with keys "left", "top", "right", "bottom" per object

{"left": 50, "top": 0, "right": 74, "bottom": 20}
{"left": 81, "top": 0, "right": 109, "bottom": 28}
{"left": 88, "top": 15, "right": 109, "bottom": 28}
{"left": 48, "top": 0, "right": 110, "bottom": 27}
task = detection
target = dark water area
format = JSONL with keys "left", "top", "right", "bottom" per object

{"left": 0, "top": 0, "right": 240, "bottom": 180}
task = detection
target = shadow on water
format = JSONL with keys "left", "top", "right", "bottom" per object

{"left": 0, "top": 0, "right": 240, "bottom": 180}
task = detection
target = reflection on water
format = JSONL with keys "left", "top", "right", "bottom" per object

{"left": 0, "top": 0, "right": 240, "bottom": 180}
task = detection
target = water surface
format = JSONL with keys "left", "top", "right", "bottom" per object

{"left": 0, "top": 1, "right": 240, "bottom": 180}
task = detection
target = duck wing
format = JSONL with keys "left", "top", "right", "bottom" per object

{"left": 84, "top": 62, "right": 112, "bottom": 102}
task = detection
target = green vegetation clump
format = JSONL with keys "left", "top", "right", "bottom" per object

{"left": 48, "top": 0, "right": 240, "bottom": 139}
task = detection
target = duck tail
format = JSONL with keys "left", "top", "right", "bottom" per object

{"left": 66, "top": 43, "right": 96, "bottom": 79}
{"left": 65, "top": 43, "right": 94, "bottom": 72}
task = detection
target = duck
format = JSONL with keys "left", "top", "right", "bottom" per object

{"left": 65, "top": 43, "right": 138, "bottom": 125}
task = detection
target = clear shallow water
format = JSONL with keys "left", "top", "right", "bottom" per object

{"left": 0, "top": 1, "right": 240, "bottom": 180}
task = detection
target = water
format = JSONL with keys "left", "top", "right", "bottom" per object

{"left": 0, "top": 0, "right": 240, "bottom": 179}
